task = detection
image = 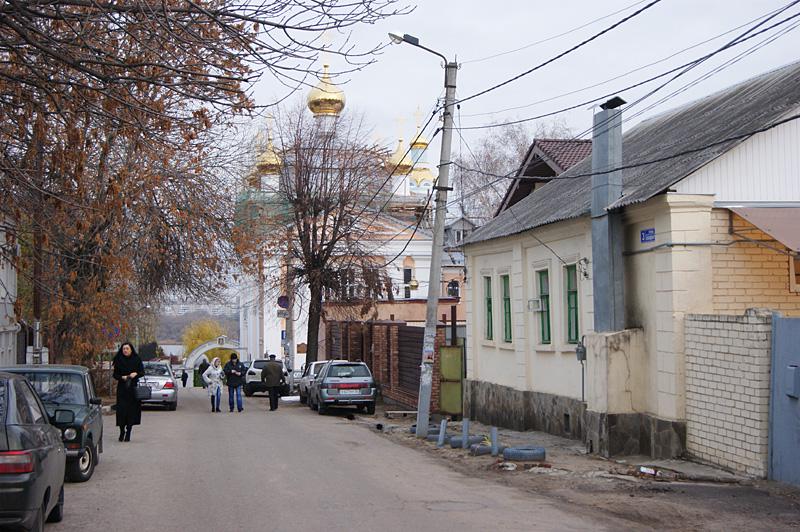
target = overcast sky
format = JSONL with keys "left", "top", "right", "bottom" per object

{"left": 253, "top": 0, "right": 799, "bottom": 153}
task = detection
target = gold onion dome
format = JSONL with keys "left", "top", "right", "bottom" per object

{"left": 411, "top": 166, "right": 435, "bottom": 186}
{"left": 388, "top": 138, "right": 413, "bottom": 175}
{"left": 410, "top": 126, "right": 429, "bottom": 149}
{"left": 256, "top": 136, "right": 282, "bottom": 175}
{"left": 307, "top": 64, "right": 346, "bottom": 117}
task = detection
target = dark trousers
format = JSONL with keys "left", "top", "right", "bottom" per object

{"left": 268, "top": 386, "right": 279, "bottom": 410}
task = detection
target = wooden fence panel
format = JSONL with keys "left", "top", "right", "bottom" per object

{"left": 397, "top": 325, "right": 423, "bottom": 393}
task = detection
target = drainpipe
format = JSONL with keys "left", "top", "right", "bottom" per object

{"left": 591, "top": 97, "right": 626, "bottom": 332}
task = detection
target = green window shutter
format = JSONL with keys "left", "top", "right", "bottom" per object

{"left": 566, "top": 265, "right": 579, "bottom": 343}
{"left": 484, "top": 276, "right": 493, "bottom": 340}
{"left": 537, "top": 270, "right": 551, "bottom": 344}
{"left": 502, "top": 275, "right": 512, "bottom": 342}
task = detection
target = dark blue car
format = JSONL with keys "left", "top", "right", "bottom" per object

{"left": 0, "top": 371, "right": 66, "bottom": 531}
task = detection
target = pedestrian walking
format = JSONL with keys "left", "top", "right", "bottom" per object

{"left": 180, "top": 370, "right": 189, "bottom": 388}
{"left": 223, "top": 352, "right": 246, "bottom": 412}
{"left": 112, "top": 342, "right": 145, "bottom": 442}
{"left": 198, "top": 359, "right": 210, "bottom": 388}
{"left": 261, "top": 354, "right": 285, "bottom": 411}
{"left": 203, "top": 357, "right": 224, "bottom": 413}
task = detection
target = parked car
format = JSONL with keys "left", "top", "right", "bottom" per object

{"left": 0, "top": 371, "right": 66, "bottom": 530}
{"left": 140, "top": 361, "right": 179, "bottom": 411}
{"left": 244, "top": 358, "right": 293, "bottom": 397}
{"left": 297, "top": 361, "right": 330, "bottom": 405}
{"left": 291, "top": 370, "right": 303, "bottom": 393}
{"left": 308, "top": 361, "right": 377, "bottom": 415}
{"left": 1, "top": 364, "right": 103, "bottom": 483}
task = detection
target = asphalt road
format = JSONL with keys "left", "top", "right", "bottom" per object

{"left": 49, "top": 389, "right": 619, "bottom": 532}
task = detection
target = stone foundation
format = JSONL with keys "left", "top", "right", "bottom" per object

{"left": 464, "top": 380, "right": 586, "bottom": 440}
{"left": 584, "top": 411, "right": 686, "bottom": 458}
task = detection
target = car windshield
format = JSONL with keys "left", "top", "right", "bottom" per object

{"left": 23, "top": 372, "right": 86, "bottom": 405}
{"left": 144, "top": 364, "right": 170, "bottom": 377}
{"left": 328, "top": 364, "right": 370, "bottom": 378}
{"left": 253, "top": 360, "right": 268, "bottom": 369}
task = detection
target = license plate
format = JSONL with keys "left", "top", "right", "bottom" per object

{"left": 340, "top": 389, "right": 360, "bottom": 395}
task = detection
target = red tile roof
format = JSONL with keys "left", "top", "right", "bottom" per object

{"left": 533, "top": 139, "right": 592, "bottom": 173}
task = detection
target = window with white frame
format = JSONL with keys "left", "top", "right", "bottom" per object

{"left": 565, "top": 264, "right": 579, "bottom": 344}
{"left": 483, "top": 276, "right": 493, "bottom": 341}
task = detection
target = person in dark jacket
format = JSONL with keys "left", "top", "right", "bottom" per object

{"left": 197, "top": 359, "right": 210, "bottom": 388}
{"left": 260, "top": 354, "right": 285, "bottom": 411}
{"left": 180, "top": 370, "right": 188, "bottom": 388}
{"left": 113, "top": 342, "right": 145, "bottom": 442}
{"left": 223, "top": 352, "right": 246, "bottom": 412}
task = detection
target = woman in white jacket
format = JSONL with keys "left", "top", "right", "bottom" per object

{"left": 203, "top": 357, "right": 224, "bottom": 413}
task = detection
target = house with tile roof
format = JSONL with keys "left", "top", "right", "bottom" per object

{"left": 462, "top": 61, "right": 800, "bottom": 470}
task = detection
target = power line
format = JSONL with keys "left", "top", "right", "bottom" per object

{"left": 455, "top": 5, "right": 800, "bottom": 132}
{"left": 459, "top": 3, "right": 791, "bottom": 119}
{"left": 454, "top": 0, "right": 664, "bottom": 106}
{"left": 461, "top": 0, "right": 650, "bottom": 65}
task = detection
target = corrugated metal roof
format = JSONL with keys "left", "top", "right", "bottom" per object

{"left": 466, "top": 60, "right": 800, "bottom": 246}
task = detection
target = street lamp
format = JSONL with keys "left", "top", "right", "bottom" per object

{"left": 389, "top": 32, "right": 458, "bottom": 439}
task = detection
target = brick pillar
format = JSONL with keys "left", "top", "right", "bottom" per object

{"left": 432, "top": 326, "right": 446, "bottom": 412}
{"left": 389, "top": 324, "right": 399, "bottom": 392}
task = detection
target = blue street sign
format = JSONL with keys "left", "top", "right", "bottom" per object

{"left": 640, "top": 228, "right": 655, "bottom": 243}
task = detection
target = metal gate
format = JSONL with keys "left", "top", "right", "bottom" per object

{"left": 397, "top": 325, "right": 423, "bottom": 393}
{"left": 439, "top": 345, "right": 463, "bottom": 416}
{"left": 769, "top": 315, "right": 800, "bottom": 486}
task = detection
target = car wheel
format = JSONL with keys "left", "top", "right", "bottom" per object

{"left": 46, "top": 486, "right": 64, "bottom": 523}
{"left": 168, "top": 402, "right": 178, "bottom": 411}
{"left": 66, "top": 441, "right": 96, "bottom": 483}
{"left": 355, "top": 404, "right": 365, "bottom": 412}
{"left": 299, "top": 392, "right": 307, "bottom": 405}
{"left": 366, "top": 402, "right": 376, "bottom": 415}
{"left": 244, "top": 385, "right": 253, "bottom": 397}
{"left": 318, "top": 403, "right": 327, "bottom": 415}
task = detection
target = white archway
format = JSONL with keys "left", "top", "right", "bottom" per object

{"left": 184, "top": 336, "right": 246, "bottom": 369}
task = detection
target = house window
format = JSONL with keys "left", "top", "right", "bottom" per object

{"left": 565, "top": 264, "right": 579, "bottom": 344}
{"left": 447, "top": 279, "right": 460, "bottom": 297}
{"left": 484, "top": 276, "right": 493, "bottom": 341}
{"left": 404, "top": 286, "right": 411, "bottom": 299}
{"left": 791, "top": 255, "right": 800, "bottom": 293}
{"left": 403, "top": 268, "right": 412, "bottom": 284}
{"left": 502, "top": 274, "right": 512, "bottom": 343}
{"left": 455, "top": 229, "right": 463, "bottom": 243}
{"left": 537, "top": 270, "right": 551, "bottom": 344}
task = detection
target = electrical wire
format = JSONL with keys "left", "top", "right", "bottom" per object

{"left": 454, "top": 0, "right": 664, "bottom": 106}
{"left": 461, "top": 0, "right": 650, "bottom": 65}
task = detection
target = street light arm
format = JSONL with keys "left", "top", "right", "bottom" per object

{"left": 388, "top": 32, "right": 448, "bottom": 64}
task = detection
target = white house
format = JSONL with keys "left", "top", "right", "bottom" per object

{"left": 463, "top": 61, "right": 800, "bottom": 461}
{"left": 0, "top": 220, "right": 18, "bottom": 366}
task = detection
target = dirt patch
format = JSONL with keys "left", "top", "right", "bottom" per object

{"left": 347, "top": 408, "right": 800, "bottom": 531}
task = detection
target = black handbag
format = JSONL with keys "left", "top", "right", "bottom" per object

{"left": 135, "top": 382, "right": 152, "bottom": 401}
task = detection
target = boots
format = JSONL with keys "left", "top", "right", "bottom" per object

{"left": 119, "top": 427, "right": 125, "bottom": 442}
{"left": 123, "top": 426, "right": 132, "bottom": 442}
{"left": 210, "top": 397, "right": 216, "bottom": 412}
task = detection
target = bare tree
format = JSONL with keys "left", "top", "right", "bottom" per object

{"left": 453, "top": 119, "right": 573, "bottom": 223}
{"left": 235, "top": 105, "right": 391, "bottom": 363}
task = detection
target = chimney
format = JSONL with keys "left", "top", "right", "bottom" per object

{"left": 591, "top": 97, "right": 625, "bottom": 332}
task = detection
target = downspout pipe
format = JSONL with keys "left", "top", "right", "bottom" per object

{"left": 591, "top": 98, "right": 626, "bottom": 333}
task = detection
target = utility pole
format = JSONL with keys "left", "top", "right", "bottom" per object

{"left": 415, "top": 61, "right": 458, "bottom": 438}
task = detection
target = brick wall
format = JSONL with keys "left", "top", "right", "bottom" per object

{"left": 711, "top": 210, "right": 800, "bottom": 315}
{"left": 326, "top": 320, "right": 445, "bottom": 412}
{"left": 684, "top": 309, "right": 772, "bottom": 477}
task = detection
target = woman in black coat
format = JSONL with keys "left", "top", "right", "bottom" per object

{"left": 113, "top": 342, "right": 145, "bottom": 442}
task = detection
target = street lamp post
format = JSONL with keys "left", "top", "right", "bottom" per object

{"left": 389, "top": 32, "right": 458, "bottom": 438}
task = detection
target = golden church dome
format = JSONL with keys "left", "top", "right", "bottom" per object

{"left": 410, "top": 126, "right": 429, "bottom": 149}
{"left": 256, "top": 136, "right": 282, "bottom": 175}
{"left": 307, "top": 64, "right": 346, "bottom": 117}
{"left": 410, "top": 166, "right": 435, "bottom": 187}
{"left": 388, "top": 138, "right": 413, "bottom": 175}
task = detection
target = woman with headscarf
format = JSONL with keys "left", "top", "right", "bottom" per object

{"left": 112, "top": 342, "right": 145, "bottom": 442}
{"left": 202, "top": 357, "right": 224, "bottom": 413}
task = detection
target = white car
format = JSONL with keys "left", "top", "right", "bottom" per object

{"left": 244, "top": 358, "right": 293, "bottom": 396}
{"left": 297, "top": 361, "right": 330, "bottom": 405}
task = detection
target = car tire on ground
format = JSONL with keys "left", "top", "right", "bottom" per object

{"left": 30, "top": 502, "right": 44, "bottom": 532}
{"left": 310, "top": 397, "right": 318, "bottom": 411}
{"left": 66, "top": 441, "right": 96, "bottom": 483}
{"left": 167, "top": 402, "right": 177, "bottom": 411}
{"left": 318, "top": 403, "right": 327, "bottom": 415}
{"left": 299, "top": 393, "right": 307, "bottom": 405}
{"left": 366, "top": 402, "right": 376, "bottom": 415}
{"left": 46, "top": 486, "right": 64, "bottom": 523}
{"left": 502, "top": 446, "right": 546, "bottom": 462}
{"left": 244, "top": 385, "right": 254, "bottom": 397}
